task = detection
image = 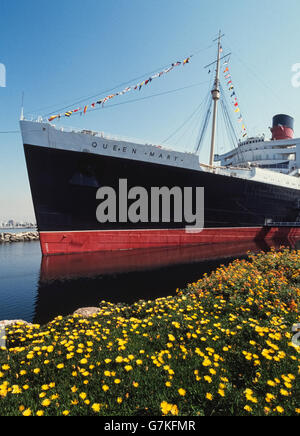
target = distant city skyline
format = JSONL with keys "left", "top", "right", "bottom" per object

{"left": 0, "top": 219, "right": 36, "bottom": 228}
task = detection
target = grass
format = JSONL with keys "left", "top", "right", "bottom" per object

{"left": 0, "top": 247, "right": 299, "bottom": 416}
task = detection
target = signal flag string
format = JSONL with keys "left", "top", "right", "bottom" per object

{"left": 48, "top": 55, "right": 193, "bottom": 123}
{"left": 222, "top": 61, "right": 248, "bottom": 139}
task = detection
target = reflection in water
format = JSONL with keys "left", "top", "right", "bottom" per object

{"left": 34, "top": 239, "right": 300, "bottom": 325}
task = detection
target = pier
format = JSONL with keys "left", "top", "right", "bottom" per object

{"left": 265, "top": 222, "right": 300, "bottom": 227}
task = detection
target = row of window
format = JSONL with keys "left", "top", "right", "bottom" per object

{"left": 259, "top": 161, "right": 289, "bottom": 169}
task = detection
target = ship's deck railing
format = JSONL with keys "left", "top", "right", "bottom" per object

{"left": 201, "top": 163, "right": 253, "bottom": 172}
{"left": 23, "top": 117, "right": 195, "bottom": 155}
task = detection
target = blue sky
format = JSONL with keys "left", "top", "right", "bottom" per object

{"left": 0, "top": 0, "right": 300, "bottom": 221}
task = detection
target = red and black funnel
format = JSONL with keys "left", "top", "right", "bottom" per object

{"left": 271, "top": 114, "right": 294, "bottom": 140}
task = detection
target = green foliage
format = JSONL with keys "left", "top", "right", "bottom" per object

{"left": 0, "top": 248, "right": 299, "bottom": 416}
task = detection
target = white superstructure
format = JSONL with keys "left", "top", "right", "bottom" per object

{"left": 215, "top": 135, "right": 300, "bottom": 177}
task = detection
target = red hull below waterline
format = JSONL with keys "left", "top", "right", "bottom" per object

{"left": 39, "top": 226, "right": 300, "bottom": 256}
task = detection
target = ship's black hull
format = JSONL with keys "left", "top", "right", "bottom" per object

{"left": 23, "top": 144, "right": 300, "bottom": 254}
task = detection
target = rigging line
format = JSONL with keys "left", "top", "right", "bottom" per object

{"left": 220, "top": 99, "right": 235, "bottom": 148}
{"left": 0, "top": 131, "right": 19, "bottom": 134}
{"left": 219, "top": 99, "right": 227, "bottom": 156}
{"left": 170, "top": 90, "right": 211, "bottom": 150}
{"left": 161, "top": 94, "right": 208, "bottom": 144}
{"left": 194, "top": 91, "right": 213, "bottom": 154}
{"left": 171, "top": 99, "right": 206, "bottom": 149}
{"left": 225, "top": 37, "right": 285, "bottom": 107}
{"left": 221, "top": 97, "right": 238, "bottom": 148}
{"left": 194, "top": 72, "right": 216, "bottom": 153}
{"left": 52, "top": 81, "right": 211, "bottom": 118}
{"left": 182, "top": 102, "right": 207, "bottom": 151}
{"left": 187, "top": 116, "right": 204, "bottom": 151}
{"left": 220, "top": 88, "right": 245, "bottom": 164}
{"left": 36, "top": 44, "right": 213, "bottom": 118}
{"left": 220, "top": 78, "right": 245, "bottom": 142}
{"left": 38, "top": 66, "right": 172, "bottom": 117}
{"left": 220, "top": 83, "right": 240, "bottom": 143}
{"left": 220, "top": 96, "right": 235, "bottom": 146}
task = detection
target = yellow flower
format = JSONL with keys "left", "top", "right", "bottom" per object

{"left": 170, "top": 404, "right": 179, "bottom": 416}
{"left": 114, "top": 379, "right": 121, "bottom": 384}
{"left": 204, "top": 376, "right": 212, "bottom": 383}
{"left": 178, "top": 388, "right": 186, "bottom": 396}
{"left": 62, "top": 410, "right": 70, "bottom": 416}
{"left": 265, "top": 393, "right": 275, "bottom": 403}
{"left": 244, "top": 405, "right": 252, "bottom": 412}
{"left": 206, "top": 393, "right": 213, "bottom": 401}
{"left": 161, "top": 401, "right": 178, "bottom": 416}
{"left": 79, "top": 392, "right": 87, "bottom": 400}
{"left": 1, "top": 365, "right": 10, "bottom": 371}
{"left": 36, "top": 410, "right": 44, "bottom": 416}
{"left": 22, "top": 408, "right": 32, "bottom": 416}
{"left": 92, "top": 403, "right": 101, "bottom": 413}
{"left": 102, "top": 385, "right": 109, "bottom": 392}
{"left": 117, "top": 397, "right": 123, "bottom": 404}
{"left": 161, "top": 401, "right": 172, "bottom": 415}
{"left": 11, "top": 385, "right": 22, "bottom": 394}
{"left": 57, "top": 363, "right": 64, "bottom": 369}
{"left": 41, "top": 399, "right": 51, "bottom": 407}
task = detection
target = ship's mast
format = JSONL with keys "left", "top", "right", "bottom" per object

{"left": 200, "top": 34, "right": 230, "bottom": 161}
{"left": 209, "top": 32, "right": 222, "bottom": 166}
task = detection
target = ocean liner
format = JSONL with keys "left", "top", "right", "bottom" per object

{"left": 20, "top": 35, "right": 300, "bottom": 255}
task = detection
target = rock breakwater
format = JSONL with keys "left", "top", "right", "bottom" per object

{"left": 0, "top": 232, "right": 39, "bottom": 243}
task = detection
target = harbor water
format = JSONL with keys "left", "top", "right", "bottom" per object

{"left": 0, "top": 238, "right": 299, "bottom": 326}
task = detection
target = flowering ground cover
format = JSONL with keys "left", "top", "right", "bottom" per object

{"left": 0, "top": 247, "right": 299, "bottom": 416}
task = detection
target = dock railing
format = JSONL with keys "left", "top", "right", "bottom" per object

{"left": 265, "top": 222, "right": 300, "bottom": 227}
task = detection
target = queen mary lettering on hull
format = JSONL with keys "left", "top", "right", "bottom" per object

{"left": 20, "top": 33, "right": 300, "bottom": 255}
